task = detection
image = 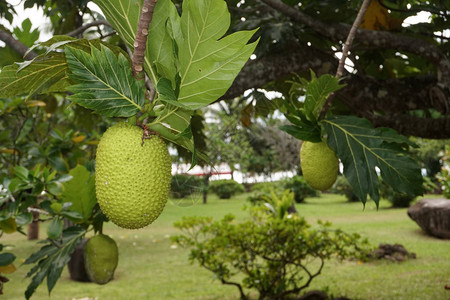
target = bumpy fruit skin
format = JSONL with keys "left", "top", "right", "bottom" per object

{"left": 95, "top": 122, "right": 171, "bottom": 229}
{"left": 84, "top": 234, "right": 118, "bottom": 284}
{"left": 300, "top": 141, "right": 339, "bottom": 191}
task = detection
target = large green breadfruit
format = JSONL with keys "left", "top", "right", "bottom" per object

{"left": 84, "top": 234, "right": 118, "bottom": 284}
{"left": 300, "top": 141, "right": 339, "bottom": 191}
{"left": 95, "top": 122, "right": 172, "bottom": 229}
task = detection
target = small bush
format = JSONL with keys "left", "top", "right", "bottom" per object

{"left": 247, "top": 181, "right": 286, "bottom": 206}
{"left": 379, "top": 182, "right": 416, "bottom": 208}
{"left": 171, "top": 174, "right": 203, "bottom": 199}
{"left": 209, "top": 179, "right": 245, "bottom": 199}
{"left": 331, "top": 176, "right": 359, "bottom": 202}
{"left": 437, "top": 147, "right": 450, "bottom": 198}
{"left": 173, "top": 191, "right": 370, "bottom": 300}
{"left": 284, "top": 176, "right": 320, "bottom": 203}
{"left": 438, "top": 169, "right": 450, "bottom": 199}
{"left": 250, "top": 181, "right": 285, "bottom": 194}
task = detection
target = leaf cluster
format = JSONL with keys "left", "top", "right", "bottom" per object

{"left": 23, "top": 226, "right": 86, "bottom": 300}
{"left": 1, "top": 163, "right": 106, "bottom": 298}
{"left": 0, "top": 244, "right": 16, "bottom": 295}
{"left": 0, "top": 164, "right": 72, "bottom": 231}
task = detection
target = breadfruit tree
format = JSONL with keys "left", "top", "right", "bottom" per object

{"left": 0, "top": 0, "right": 446, "bottom": 298}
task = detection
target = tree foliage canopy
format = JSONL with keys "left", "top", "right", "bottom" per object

{"left": 1, "top": 0, "right": 449, "bottom": 138}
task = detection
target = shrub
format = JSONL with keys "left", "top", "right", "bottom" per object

{"left": 209, "top": 179, "right": 245, "bottom": 199}
{"left": 173, "top": 190, "right": 370, "bottom": 300}
{"left": 379, "top": 181, "right": 416, "bottom": 208}
{"left": 250, "top": 181, "right": 285, "bottom": 194}
{"left": 247, "top": 181, "right": 287, "bottom": 206}
{"left": 171, "top": 174, "right": 203, "bottom": 199}
{"left": 331, "top": 176, "right": 359, "bottom": 202}
{"left": 438, "top": 169, "right": 450, "bottom": 199}
{"left": 437, "top": 148, "right": 450, "bottom": 198}
{"left": 284, "top": 175, "right": 320, "bottom": 203}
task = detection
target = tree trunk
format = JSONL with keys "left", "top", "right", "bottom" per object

{"left": 203, "top": 173, "right": 211, "bottom": 204}
{"left": 287, "top": 202, "right": 297, "bottom": 214}
{"left": 68, "top": 238, "right": 91, "bottom": 282}
{"left": 27, "top": 210, "right": 39, "bottom": 240}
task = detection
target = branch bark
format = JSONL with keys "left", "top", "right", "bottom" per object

{"left": 260, "top": 0, "right": 450, "bottom": 88}
{"left": 222, "top": 44, "right": 449, "bottom": 138}
{"left": 320, "top": 0, "right": 372, "bottom": 120}
{"left": 132, "top": 0, "right": 157, "bottom": 81}
{"left": 222, "top": 43, "right": 338, "bottom": 100}
{"left": 335, "top": 0, "right": 372, "bottom": 78}
{"left": 65, "top": 20, "right": 112, "bottom": 37}
{"left": 0, "top": 29, "right": 37, "bottom": 60}
{"left": 363, "top": 114, "right": 450, "bottom": 139}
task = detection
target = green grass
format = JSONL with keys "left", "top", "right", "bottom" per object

{"left": 2, "top": 193, "right": 450, "bottom": 300}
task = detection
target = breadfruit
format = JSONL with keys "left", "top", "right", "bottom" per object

{"left": 95, "top": 122, "right": 171, "bottom": 229}
{"left": 300, "top": 141, "right": 339, "bottom": 191}
{"left": 84, "top": 234, "right": 118, "bottom": 284}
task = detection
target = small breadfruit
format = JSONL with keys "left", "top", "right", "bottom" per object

{"left": 95, "top": 122, "right": 172, "bottom": 229}
{"left": 84, "top": 234, "right": 118, "bottom": 284}
{"left": 300, "top": 141, "right": 339, "bottom": 191}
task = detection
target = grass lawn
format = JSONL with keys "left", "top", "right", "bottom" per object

{"left": 2, "top": 193, "right": 450, "bottom": 300}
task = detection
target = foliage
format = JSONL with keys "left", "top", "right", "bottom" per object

{"left": 246, "top": 120, "right": 301, "bottom": 175}
{"left": 331, "top": 176, "right": 359, "bottom": 202}
{"left": 1, "top": 163, "right": 107, "bottom": 298}
{"left": 172, "top": 191, "right": 370, "bottom": 300}
{"left": 0, "top": 0, "right": 440, "bottom": 296}
{"left": 203, "top": 101, "right": 254, "bottom": 175}
{"left": 411, "top": 138, "right": 448, "bottom": 178}
{"left": 246, "top": 186, "right": 291, "bottom": 208}
{"left": 209, "top": 180, "right": 245, "bottom": 199}
{"left": 0, "top": 243, "right": 16, "bottom": 295}
{"left": 437, "top": 146, "right": 450, "bottom": 198}
{"left": 23, "top": 226, "right": 86, "bottom": 299}
{"left": 379, "top": 181, "right": 416, "bottom": 208}
{"left": 379, "top": 176, "right": 437, "bottom": 208}
{"left": 284, "top": 175, "right": 320, "bottom": 203}
{"left": 281, "top": 73, "right": 423, "bottom": 207}
{"left": 250, "top": 181, "right": 285, "bottom": 194}
{"left": 91, "top": 0, "right": 258, "bottom": 164}
{"left": 1, "top": 164, "right": 73, "bottom": 228}
{"left": 171, "top": 174, "right": 203, "bottom": 199}
{"left": 0, "top": 0, "right": 259, "bottom": 296}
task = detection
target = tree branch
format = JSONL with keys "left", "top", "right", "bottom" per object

{"left": 361, "top": 113, "right": 450, "bottom": 139}
{"left": 224, "top": 45, "right": 446, "bottom": 113}
{"left": 320, "top": 0, "right": 372, "bottom": 120}
{"left": 222, "top": 43, "right": 338, "bottom": 100}
{"left": 0, "top": 29, "right": 37, "bottom": 60}
{"left": 336, "top": 0, "right": 372, "bottom": 78}
{"left": 132, "top": 0, "right": 157, "bottom": 81}
{"left": 260, "top": 0, "right": 450, "bottom": 88}
{"left": 65, "top": 20, "right": 112, "bottom": 37}
{"left": 222, "top": 42, "right": 449, "bottom": 138}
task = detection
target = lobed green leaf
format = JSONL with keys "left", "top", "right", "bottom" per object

{"left": 322, "top": 115, "right": 423, "bottom": 206}
{"left": 65, "top": 44, "right": 146, "bottom": 117}
{"left": 177, "top": 0, "right": 258, "bottom": 109}
{"left": 24, "top": 226, "right": 86, "bottom": 299}
{"left": 61, "top": 165, "right": 97, "bottom": 221}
